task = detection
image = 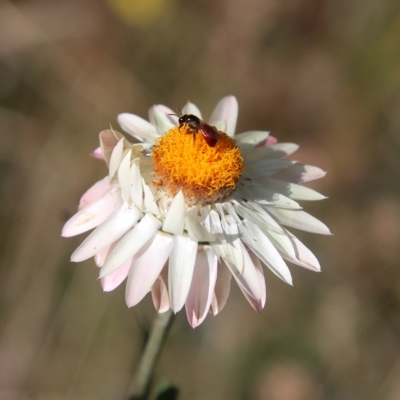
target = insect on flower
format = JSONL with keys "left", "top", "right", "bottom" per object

{"left": 171, "top": 110, "right": 220, "bottom": 147}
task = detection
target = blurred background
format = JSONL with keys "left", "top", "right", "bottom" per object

{"left": 0, "top": 0, "right": 399, "bottom": 399}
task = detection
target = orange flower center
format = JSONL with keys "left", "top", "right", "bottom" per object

{"left": 152, "top": 125, "right": 244, "bottom": 205}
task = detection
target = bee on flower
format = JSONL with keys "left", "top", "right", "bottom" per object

{"left": 62, "top": 96, "right": 330, "bottom": 328}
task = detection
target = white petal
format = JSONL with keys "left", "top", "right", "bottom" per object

{"left": 266, "top": 207, "right": 332, "bottom": 235}
{"left": 221, "top": 202, "right": 241, "bottom": 224}
{"left": 185, "top": 214, "right": 215, "bottom": 242}
{"left": 199, "top": 205, "right": 212, "bottom": 231}
{"left": 182, "top": 101, "right": 202, "bottom": 119}
{"left": 272, "top": 164, "right": 327, "bottom": 183}
{"left": 243, "top": 159, "right": 296, "bottom": 179}
{"left": 143, "top": 183, "right": 160, "bottom": 215}
{"left": 220, "top": 215, "right": 244, "bottom": 273}
{"left": 240, "top": 219, "right": 293, "bottom": 285}
{"left": 125, "top": 232, "right": 174, "bottom": 307}
{"left": 101, "top": 258, "right": 132, "bottom": 292}
{"left": 117, "top": 113, "right": 158, "bottom": 142}
{"left": 185, "top": 246, "right": 218, "bottom": 328}
{"left": 100, "top": 213, "right": 161, "bottom": 277}
{"left": 246, "top": 143, "right": 299, "bottom": 162}
{"left": 234, "top": 131, "right": 270, "bottom": 155}
{"left": 243, "top": 185, "right": 302, "bottom": 209}
{"left": 70, "top": 203, "right": 143, "bottom": 262}
{"left": 130, "top": 162, "right": 144, "bottom": 210}
{"left": 62, "top": 187, "right": 122, "bottom": 237}
{"left": 209, "top": 96, "right": 238, "bottom": 137}
{"left": 210, "top": 260, "right": 232, "bottom": 316}
{"left": 149, "top": 105, "right": 175, "bottom": 136}
{"left": 149, "top": 104, "right": 177, "bottom": 125}
{"left": 118, "top": 149, "right": 132, "bottom": 203}
{"left": 233, "top": 201, "right": 285, "bottom": 235}
{"left": 208, "top": 209, "right": 224, "bottom": 240}
{"left": 151, "top": 264, "right": 170, "bottom": 313}
{"left": 211, "top": 120, "right": 226, "bottom": 132}
{"left": 257, "top": 178, "right": 327, "bottom": 201}
{"left": 168, "top": 235, "right": 198, "bottom": 312}
{"left": 162, "top": 190, "right": 186, "bottom": 235}
{"left": 78, "top": 176, "right": 111, "bottom": 209}
{"left": 109, "top": 138, "right": 125, "bottom": 180}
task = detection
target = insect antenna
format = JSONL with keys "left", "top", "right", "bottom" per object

{"left": 168, "top": 108, "right": 182, "bottom": 117}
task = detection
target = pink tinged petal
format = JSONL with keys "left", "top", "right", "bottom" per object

{"left": 100, "top": 213, "right": 161, "bottom": 277}
{"left": 95, "top": 245, "right": 111, "bottom": 267}
{"left": 150, "top": 104, "right": 178, "bottom": 125}
{"left": 257, "top": 135, "right": 278, "bottom": 147}
{"left": 279, "top": 229, "right": 321, "bottom": 271}
{"left": 162, "top": 190, "right": 186, "bottom": 235}
{"left": 91, "top": 146, "right": 104, "bottom": 160}
{"left": 99, "top": 129, "right": 124, "bottom": 167}
{"left": 182, "top": 101, "right": 203, "bottom": 119}
{"left": 62, "top": 187, "right": 122, "bottom": 238}
{"left": 70, "top": 203, "right": 143, "bottom": 262}
{"left": 240, "top": 219, "right": 293, "bottom": 285}
{"left": 151, "top": 264, "right": 170, "bottom": 313}
{"left": 266, "top": 207, "right": 332, "bottom": 235}
{"left": 185, "top": 246, "right": 218, "bottom": 328}
{"left": 248, "top": 250, "right": 267, "bottom": 309}
{"left": 210, "top": 259, "right": 232, "bottom": 316}
{"left": 246, "top": 143, "right": 299, "bottom": 162}
{"left": 168, "top": 235, "right": 198, "bottom": 312}
{"left": 118, "top": 149, "right": 132, "bottom": 203}
{"left": 224, "top": 242, "right": 263, "bottom": 306}
{"left": 261, "top": 227, "right": 305, "bottom": 267}
{"left": 209, "top": 96, "right": 238, "bottom": 137}
{"left": 101, "top": 258, "right": 132, "bottom": 292}
{"left": 272, "top": 164, "right": 327, "bottom": 184}
{"left": 78, "top": 176, "right": 111, "bottom": 209}
{"left": 257, "top": 178, "right": 327, "bottom": 201}
{"left": 236, "top": 249, "right": 266, "bottom": 312}
{"left": 117, "top": 112, "right": 158, "bottom": 143}
{"left": 109, "top": 138, "right": 125, "bottom": 180}
{"left": 243, "top": 159, "right": 296, "bottom": 179}
{"left": 125, "top": 232, "right": 174, "bottom": 308}
{"left": 149, "top": 105, "right": 175, "bottom": 136}
{"left": 234, "top": 131, "right": 270, "bottom": 155}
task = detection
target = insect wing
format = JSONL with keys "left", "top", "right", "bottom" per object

{"left": 199, "top": 123, "right": 219, "bottom": 147}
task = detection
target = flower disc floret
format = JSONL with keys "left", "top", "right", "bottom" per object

{"left": 152, "top": 125, "right": 244, "bottom": 205}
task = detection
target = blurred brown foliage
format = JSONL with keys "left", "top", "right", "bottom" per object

{"left": 0, "top": 0, "right": 400, "bottom": 399}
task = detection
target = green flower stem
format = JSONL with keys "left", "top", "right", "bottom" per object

{"left": 129, "top": 309, "right": 175, "bottom": 400}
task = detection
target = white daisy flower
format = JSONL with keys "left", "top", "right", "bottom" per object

{"left": 62, "top": 96, "right": 330, "bottom": 328}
